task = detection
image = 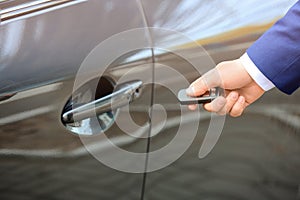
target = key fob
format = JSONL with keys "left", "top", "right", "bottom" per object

{"left": 177, "top": 87, "right": 223, "bottom": 105}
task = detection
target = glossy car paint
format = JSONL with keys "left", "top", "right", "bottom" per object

{"left": 0, "top": 0, "right": 153, "bottom": 199}
{"left": 0, "top": 0, "right": 299, "bottom": 199}
{"left": 140, "top": 0, "right": 300, "bottom": 199}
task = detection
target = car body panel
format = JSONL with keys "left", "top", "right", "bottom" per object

{"left": 140, "top": 0, "right": 300, "bottom": 199}
{"left": 0, "top": 0, "right": 148, "bottom": 95}
{"left": 0, "top": 0, "right": 153, "bottom": 199}
{"left": 0, "top": 0, "right": 299, "bottom": 199}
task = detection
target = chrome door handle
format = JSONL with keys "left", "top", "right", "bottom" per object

{"left": 62, "top": 80, "right": 143, "bottom": 124}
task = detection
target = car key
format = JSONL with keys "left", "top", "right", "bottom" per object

{"left": 177, "top": 87, "right": 223, "bottom": 105}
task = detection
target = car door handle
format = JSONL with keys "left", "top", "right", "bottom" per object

{"left": 62, "top": 80, "right": 143, "bottom": 124}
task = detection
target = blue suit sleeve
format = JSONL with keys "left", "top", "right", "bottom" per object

{"left": 247, "top": 1, "right": 300, "bottom": 94}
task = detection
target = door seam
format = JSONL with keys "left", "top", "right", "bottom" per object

{"left": 135, "top": 0, "right": 155, "bottom": 200}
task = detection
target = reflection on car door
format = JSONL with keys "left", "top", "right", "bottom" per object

{"left": 0, "top": 0, "right": 153, "bottom": 199}
{"left": 141, "top": 0, "right": 300, "bottom": 199}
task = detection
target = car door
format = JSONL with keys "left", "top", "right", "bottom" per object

{"left": 0, "top": 0, "right": 154, "bottom": 199}
{"left": 140, "top": 0, "right": 300, "bottom": 199}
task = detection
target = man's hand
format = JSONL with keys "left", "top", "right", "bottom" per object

{"left": 186, "top": 59, "right": 265, "bottom": 117}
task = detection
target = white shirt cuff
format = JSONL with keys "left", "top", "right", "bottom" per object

{"left": 240, "top": 53, "right": 275, "bottom": 91}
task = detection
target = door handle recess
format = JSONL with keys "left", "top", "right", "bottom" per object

{"left": 62, "top": 80, "right": 143, "bottom": 124}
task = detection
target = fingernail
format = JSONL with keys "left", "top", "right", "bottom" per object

{"left": 238, "top": 96, "right": 245, "bottom": 103}
{"left": 231, "top": 92, "right": 238, "bottom": 100}
{"left": 186, "top": 87, "right": 194, "bottom": 95}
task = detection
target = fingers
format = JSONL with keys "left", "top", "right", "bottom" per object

{"left": 186, "top": 59, "right": 253, "bottom": 117}
{"left": 203, "top": 93, "right": 246, "bottom": 117}
{"left": 187, "top": 97, "right": 227, "bottom": 113}
{"left": 225, "top": 91, "right": 239, "bottom": 113}
{"left": 230, "top": 96, "right": 246, "bottom": 117}
{"left": 203, "top": 96, "right": 227, "bottom": 114}
{"left": 186, "top": 78, "right": 209, "bottom": 97}
{"left": 188, "top": 104, "right": 197, "bottom": 110}
{"left": 187, "top": 59, "right": 252, "bottom": 98}
{"left": 186, "top": 68, "right": 222, "bottom": 97}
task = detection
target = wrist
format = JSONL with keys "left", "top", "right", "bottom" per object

{"left": 239, "top": 53, "right": 275, "bottom": 91}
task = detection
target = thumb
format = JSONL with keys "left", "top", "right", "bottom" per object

{"left": 186, "top": 68, "right": 222, "bottom": 96}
